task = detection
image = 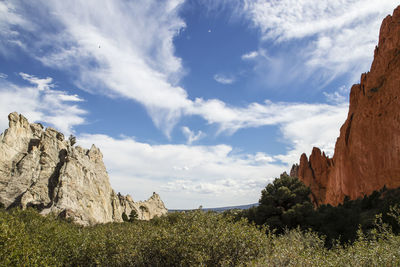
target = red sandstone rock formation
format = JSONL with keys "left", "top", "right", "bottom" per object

{"left": 292, "top": 6, "right": 400, "bottom": 206}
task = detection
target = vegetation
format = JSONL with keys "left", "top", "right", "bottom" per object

{"left": 2, "top": 205, "right": 400, "bottom": 266}
{"left": 0, "top": 208, "right": 268, "bottom": 266}
{"left": 2, "top": 173, "right": 400, "bottom": 266}
{"left": 241, "top": 173, "right": 400, "bottom": 246}
{"left": 244, "top": 173, "right": 314, "bottom": 232}
{"left": 121, "top": 212, "right": 129, "bottom": 222}
{"left": 129, "top": 209, "right": 138, "bottom": 222}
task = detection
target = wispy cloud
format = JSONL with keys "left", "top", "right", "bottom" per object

{"left": 0, "top": 1, "right": 32, "bottom": 56}
{"left": 241, "top": 51, "right": 258, "bottom": 60}
{"left": 323, "top": 85, "right": 350, "bottom": 104}
{"left": 0, "top": 0, "right": 357, "bottom": 168}
{"left": 213, "top": 73, "right": 236, "bottom": 84}
{"left": 181, "top": 126, "right": 205, "bottom": 145}
{"left": 242, "top": 0, "right": 399, "bottom": 81}
{"left": 19, "top": 72, "right": 54, "bottom": 91}
{"left": 0, "top": 73, "right": 86, "bottom": 134}
{"left": 1, "top": 0, "right": 189, "bottom": 137}
{"left": 0, "top": 1, "right": 355, "bottom": 140}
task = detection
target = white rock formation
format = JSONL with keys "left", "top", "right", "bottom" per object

{"left": 0, "top": 112, "right": 167, "bottom": 225}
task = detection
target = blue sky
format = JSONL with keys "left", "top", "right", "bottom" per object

{"left": 0, "top": 0, "right": 398, "bottom": 209}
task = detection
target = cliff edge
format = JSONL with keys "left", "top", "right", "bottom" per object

{"left": 0, "top": 112, "right": 167, "bottom": 225}
{"left": 292, "top": 6, "right": 400, "bottom": 206}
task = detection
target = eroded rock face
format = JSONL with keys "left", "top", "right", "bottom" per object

{"left": 292, "top": 6, "right": 400, "bottom": 206}
{"left": 0, "top": 112, "right": 167, "bottom": 225}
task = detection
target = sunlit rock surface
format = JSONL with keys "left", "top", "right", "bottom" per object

{"left": 0, "top": 112, "right": 167, "bottom": 225}
{"left": 292, "top": 6, "right": 400, "bottom": 206}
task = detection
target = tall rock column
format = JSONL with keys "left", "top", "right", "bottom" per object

{"left": 292, "top": 6, "right": 400, "bottom": 206}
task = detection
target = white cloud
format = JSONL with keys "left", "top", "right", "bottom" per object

{"left": 213, "top": 74, "right": 236, "bottom": 84}
{"left": 0, "top": 73, "right": 86, "bottom": 134}
{"left": 0, "top": 0, "right": 356, "bottom": 142}
{"left": 323, "top": 85, "right": 350, "bottom": 104}
{"left": 0, "top": 1, "right": 32, "bottom": 55}
{"left": 0, "top": 0, "right": 189, "bottom": 137}
{"left": 19, "top": 72, "right": 54, "bottom": 91}
{"left": 188, "top": 97, "right": 348, "bottom": 139}
{"left": 241, "top": 51, "right": 258, "bottom": 60}
{"left": 0, "top": 73, "right": 7, "bottom": 79}
{"left": 242, "top": 0, "right": 399, "bottom": 82}
{"left": 181, "top": 126, "right": 205, "bottom": 145}
{"left": 0, "top": 0, "right": 357, "bottom": 209}
{"left": 77, "top": 133, "right": 285, "bottom": 209}
{"left": 274, "top": 103, "right": 348, "bottom": 164}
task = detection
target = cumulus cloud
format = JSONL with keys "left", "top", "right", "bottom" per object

{"left": 213, "top": 74, "right": 236, "bottom": 84}
{"left": 0, "top": 73, "right": 86, "bottom": 134}
{"left": 77, "top": 133, "right": 285, "bottom": 209}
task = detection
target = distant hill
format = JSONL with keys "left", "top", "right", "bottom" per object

{"left": 169, "top": 203, "right": 258, "bottom": 213}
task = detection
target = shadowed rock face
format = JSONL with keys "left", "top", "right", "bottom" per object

{"left": 292, "top": 6, "right": 400, "bottom": 206}
{"left": 0, "top": 112, "right": 167, "bottom": 225}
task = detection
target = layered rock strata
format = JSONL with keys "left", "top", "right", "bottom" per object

{"left": 0, "top": 112, "right": 167, "bottom": 225}
{"left": 292, "top": 6, "right": 400, "bottom": 206}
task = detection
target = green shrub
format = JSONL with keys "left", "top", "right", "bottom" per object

{"left": 2, "top": 205, "right": 400, "bottom": 266}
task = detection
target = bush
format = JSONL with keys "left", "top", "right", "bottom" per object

{"left": 0, "top": 208, "right": 269, "bottom": 266}
{"left": 2, "top": 203, "right": 400, "bottom": 266}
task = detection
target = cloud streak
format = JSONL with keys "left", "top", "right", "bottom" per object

{"left": 214, "top": 74, "right": 236, "bottom": 84}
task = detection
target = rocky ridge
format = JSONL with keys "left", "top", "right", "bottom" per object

{"left": 0, "top": 112, "right": 167, "bottom": 225}
{"left": 291, "top": 6, "right": 400, "bottom": 206}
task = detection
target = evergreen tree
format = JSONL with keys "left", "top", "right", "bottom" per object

{"left": 122, "top": 212, "right": 129, "bottom": 222}
{"left": 254, "top": 173, "right": 314, "bottom": 232}
{"left": 129, "top": 210, "right": 138, "bottom": 222}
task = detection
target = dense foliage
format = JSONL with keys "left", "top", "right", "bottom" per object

{"left": 247, "top": 173, "right": 314, "bottom": 231}
{"left": 0, "top": 208, "right": 268, "bottom": 266}
{"left": 241, "top": 173, "right": 400, "bottom": 245}
{"left": 2, "top": 173, "right": 400, "bottom": 266}
{"left": 2, "top": 206, "right": 400, "bottom": 266}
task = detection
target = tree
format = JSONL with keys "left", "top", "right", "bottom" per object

{"left": 122, "top": 212, "right": 129, "bottom": 222}
{"left": 129, "top": 210, "right": 138, "bottom": 222}
{"left": 253, "top": 173, "right": 314, "bottom": 232}
{"left": 69, "top": 135, "right": 76, "bottom": 146}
